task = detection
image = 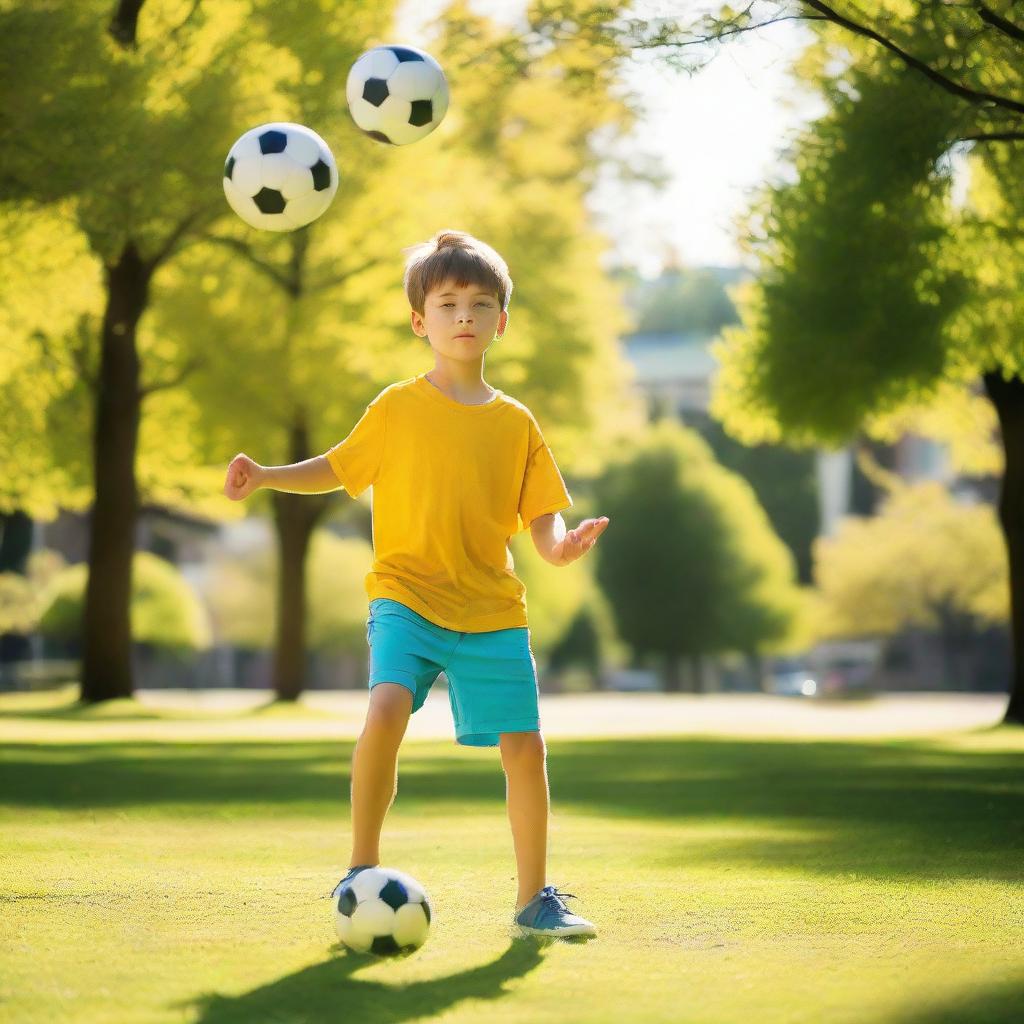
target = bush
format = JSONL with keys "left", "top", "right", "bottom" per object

{"left": 38, "top": 551, "right": 212, "bottom": 653}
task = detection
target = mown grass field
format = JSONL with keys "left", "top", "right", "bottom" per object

{"left": 2, "top": 686, "right": 1023, "bottom": 1024}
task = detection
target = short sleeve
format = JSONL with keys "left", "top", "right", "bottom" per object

{"left": 324, "top": 394, "right": 387, "bottom": 498}
{"left": 517, "top": 416, "right": 573, "bottom": 532}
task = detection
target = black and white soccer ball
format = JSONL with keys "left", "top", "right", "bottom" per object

{"left": 346, "top": 45, "right": 449, "bottom": 146}
{"left": 332, "top": 866, "right": 432, "bottom": 956}
{"left": 222, "top": 122, "right": 339, "bottom": 231}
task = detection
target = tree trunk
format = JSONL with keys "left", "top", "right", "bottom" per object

{"left": 269, "top": 418, "right": 329, "bottom": 702}
{"left": 664, "top": 652, "right": 683, "bottom": 692}
{"left": 745, "top": 650, "right": 765, "bottom": 692}
{"left": 80, "top": 243, "right": 152, "bottom": 703}
{"left": 690, "top": 654, "right": 705, "bottom": 694}
{"left": 982, "top": 371, "right": 1024, "bottom": 724}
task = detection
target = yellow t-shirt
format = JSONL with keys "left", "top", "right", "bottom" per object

{"left": 323, "top": 372, "right": 573, "bottom": 633}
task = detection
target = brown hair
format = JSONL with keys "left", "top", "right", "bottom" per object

{"left": 402, "top": 229, "right": 513, "bottom": 314}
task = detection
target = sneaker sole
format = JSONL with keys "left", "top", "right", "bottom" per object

{"left": 514, "top": 922, "right": 598, "bottom": 938}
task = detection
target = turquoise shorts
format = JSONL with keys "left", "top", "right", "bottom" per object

{"left": 365, "top": 598, "right": 540, "bottom": 747}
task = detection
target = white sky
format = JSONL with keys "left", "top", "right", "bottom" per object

{"left": 395, "top": 2, "right": 965, "bottom": 277}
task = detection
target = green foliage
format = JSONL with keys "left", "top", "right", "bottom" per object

{"left": 0, "top": 549, "right": 67, "bottom": 635}
{"left": 592, "top": 419, "right": 800, "bottom": 659}
{"left": 622, "top": 265, "right": 742, "bottom": 336}
{"left": 813, "top": 480, "right": 1008, "bottom": 640}
{"left": 203, "top": 529, "right": 374, "bottom": 654}
{"left": 507, "top": 530, "right": 591, "bottom": 652}
{"left": 690, "top": 414, "right": 821, "bottom": 584}
{"left": 712, "top": 63, "right": 970, "bottom": 446}
{"left": 37, "top": 551, "right": 213, "bottom": 651}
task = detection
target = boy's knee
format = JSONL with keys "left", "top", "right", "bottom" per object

{"left": 499, "top": 730, "right": 546, "bottom": 763}
{"left": 367, "top": 682, "right": 414, "bottom": 729}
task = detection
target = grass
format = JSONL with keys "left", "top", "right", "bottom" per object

{"left": 1, "top": 687, "right": 1023, "bottom": 1024}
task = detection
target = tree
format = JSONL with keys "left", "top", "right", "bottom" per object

{"left": 591, "top": 419, "right": 800, "bottom": 691}
{"left": 632, "top": 1, "right": 1024, "bottom": 722}
{"left": 524, "top": 2, "right": 1024, "bottom": 719}
{"left": 160, "top": 0, "right": 648, "bottom": 700}
{"left": 813, "top": 481, "right": 1008, "bottom": 687}
{"left": 0, "top": 0, "right": 312, "bottom": 701}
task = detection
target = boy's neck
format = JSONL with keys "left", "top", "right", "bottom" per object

{"left": 425, "top": 357, "right": 494, "bottom": 404}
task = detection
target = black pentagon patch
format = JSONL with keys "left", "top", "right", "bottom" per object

{"left": 253, "top": 188, "right": 286, "bottom": 214}
{"left": 422, "top": 898, "right": 431, "bottom": 924}
{"left": 337, "top": 887, "right": 357, "bottom": 916}
{"left": 363, "top": 78, "right": 389, "bottom": 107}
{"left": 310, "top": 159, "right": 331, "bottom": 191}
{"left": 389, "top": 46, "right": 424, "bottom": 62}
{"left": 362, "top": 128, "right": 393, "bottom": 145}
{"left": 380, "top": 879, "right": 409, "bottom": 911}
{"left": 259, "top": 130, "right": 287, "bottom": 154}
{"left": 409, "top": 99, "right": 433, "bottom": 127}
{"left": 224, "top": 155, "right": 235, "bottom": 179}
{"left": 371, "top": 934, "right": 402, "bottom": 956}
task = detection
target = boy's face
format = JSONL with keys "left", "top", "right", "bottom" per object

{"left": 410, "top": 280, "right": 508, "bottom": 358}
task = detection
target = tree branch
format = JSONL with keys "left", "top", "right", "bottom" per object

{"left": 168, "top": 0, "right": 203, "bottom": 39}
{"left": 802, "top": 0, "right": 1024, "bottom": 115}
{"left": 960, "top": 130, "right": 1024, "bottom": 142}
{"left": 138, "top": 354, "right": 205, "bottom": 399}
{"left": 199, "top": 233, "right": 292, "bottom": 291}
{"left": 108, "top": 0, "right": 145, "bottom": 48}
{"left": 665, "top": 11, "right": 828, "bottom": 50}
{"left": 148, "top": 207, "right": 214, "bottom": 270}
{"left": 310, "top": 255, "right": 382, "bottom": 294}
{"left": 974, "top": 1, "right": 1024, "bottom": 43}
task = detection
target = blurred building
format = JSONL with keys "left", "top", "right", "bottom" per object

{"left": 618, "top": 328, "right": 993, "bottom": 537}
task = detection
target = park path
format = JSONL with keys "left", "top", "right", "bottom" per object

{"left": 0, "top": 688, "right": 1007, "bottom": 743}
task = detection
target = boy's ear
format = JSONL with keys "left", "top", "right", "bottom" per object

{"left": 495, "top": 308, "right": 509, "bottom": 339}
{"left": 410, "top": 309, "right": 427, "bottom": 337}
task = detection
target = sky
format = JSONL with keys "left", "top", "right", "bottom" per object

{"left": 395, "top": 2, "right": 963, "bottom": 277}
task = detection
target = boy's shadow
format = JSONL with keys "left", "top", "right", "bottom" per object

{"left": 180, "top": 938, "right": 563, "bottom": 1024}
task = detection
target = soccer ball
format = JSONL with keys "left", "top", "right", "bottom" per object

{"left": 332, "top": 866, "right": 433, "bottom": 956}
{"left": 346, "top": 45, "right": 449, "bottom": 146}
{"left": 222, "top": 122, "right": 339, "bottom": 231}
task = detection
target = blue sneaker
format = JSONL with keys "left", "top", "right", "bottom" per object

{"left": 513, "top": 885, "right": 598, "bottom": 938}
{"left": 328, "top": 863, "right": 376, "bottom": 901}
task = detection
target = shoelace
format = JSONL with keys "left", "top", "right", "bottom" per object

{"left": 540, "top": 887, "right": 578, "bottom": 912}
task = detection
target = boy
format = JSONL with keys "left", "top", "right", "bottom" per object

{"left": 223, "top": 229, "right": 610, "bottom": 939}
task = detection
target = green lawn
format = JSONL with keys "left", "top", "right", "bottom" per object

{"left": 2, "top": 686, "right": 1023, "bottom": 1024}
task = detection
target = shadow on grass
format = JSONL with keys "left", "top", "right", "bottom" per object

{"left": 889, "top": 974, "right": 1024, "bottom": 1024}
{"left": 2, "top": 735, "right": 1022, "bottom": 882}
{"left": 179, "top": 939, "right": 548, "bottom": 1024}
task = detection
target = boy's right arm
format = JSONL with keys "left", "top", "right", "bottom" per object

{"left": 223, "top": 453, "right": 341, "bottom": 501}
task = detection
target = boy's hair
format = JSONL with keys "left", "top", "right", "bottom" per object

{"left": 402, "top": 229, "right": 513, "bottom": 314}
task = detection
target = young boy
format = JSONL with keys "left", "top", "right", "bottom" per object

{"left": 223, "top": 229, "right": 610, "bottom": 938}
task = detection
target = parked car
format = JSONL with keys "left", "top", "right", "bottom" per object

{"left": 766, "top": 641, "right": 879, "bottom": 699}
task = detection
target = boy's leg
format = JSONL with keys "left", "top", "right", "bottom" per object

{"left": 499, "top": 730, "right": 549, "bottom": 913}
{"left": 348, "top": 682, "right": 414, "bottom": 868}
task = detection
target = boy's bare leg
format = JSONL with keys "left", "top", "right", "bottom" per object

{"left": 500, "top": 730, "right": 549, "bottom": 913}
{"left": 348, "top": 683, "right": 413, "bottom": 868}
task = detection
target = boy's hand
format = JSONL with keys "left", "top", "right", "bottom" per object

{"left": 223, "top": 453, "right": 264, "bottom": 501}
{"left": 549, "top": 516, "right": 610, "bottom": 566}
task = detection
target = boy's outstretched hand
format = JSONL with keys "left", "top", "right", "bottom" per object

{"left": 223, "top": 453, "right": 263, "bottom": 501}
{"left": 550, "top": 516, "right": 610, "bottom": 567}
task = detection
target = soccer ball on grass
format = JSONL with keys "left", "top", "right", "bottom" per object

{"left": 332, "top": 865, "right": 433, "bottom": 956}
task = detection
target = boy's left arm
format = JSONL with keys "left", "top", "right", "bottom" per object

{"left": 530, "top": 512, "right": 610, "bottom": 567}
